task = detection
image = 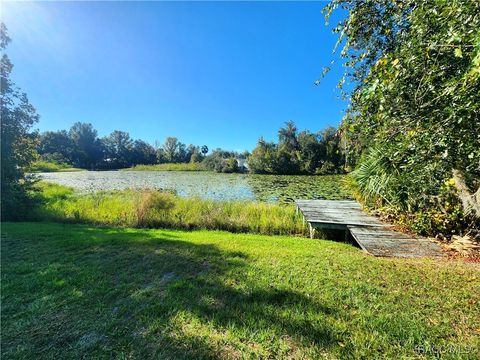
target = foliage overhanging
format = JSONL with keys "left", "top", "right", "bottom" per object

{"left": 323, "top": 0, "right": 480, "bottom": 237}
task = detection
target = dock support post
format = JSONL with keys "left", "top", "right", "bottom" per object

{"left": 309, "top": 224, "right": 315, "bottom": 239}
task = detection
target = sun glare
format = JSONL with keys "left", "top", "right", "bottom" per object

{"left": 1, "top": 1, "right": 67, "bottom": 56}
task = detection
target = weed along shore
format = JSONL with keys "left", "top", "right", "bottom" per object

{"left": 34, "top": 182, "right": 307, "bottom": 235}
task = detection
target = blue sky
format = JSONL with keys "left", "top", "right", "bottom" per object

{"left": 2, "top": 1, "right": 346, "bottom": 151}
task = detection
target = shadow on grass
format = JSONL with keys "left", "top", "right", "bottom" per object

{"left": 1, "top": 224, "right": 339, "bottom": 359}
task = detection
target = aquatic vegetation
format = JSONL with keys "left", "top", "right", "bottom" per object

{"left": 34, "top": 183, "right": 307, "bottom": 236}
{"left": 37, "top": 171, "right": 351, "bottom": 203}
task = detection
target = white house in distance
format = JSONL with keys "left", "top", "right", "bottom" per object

{"left": 236, "top": 158, "right": 249, "bottom": 170}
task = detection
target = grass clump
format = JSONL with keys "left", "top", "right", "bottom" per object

{"left": 124, "top": 163, "right": 208, "bottom": 171}
{"left": 2, "top": 222, "right": 479, "bottom": 359}
{"left": 135, "top": 190, "right": 176, "bottom": 227}
{"left": 34, "top": 182, "right": 307, "bottom": 236}
{"left": 26, "top": 160, "right": 83, "bottom": 173}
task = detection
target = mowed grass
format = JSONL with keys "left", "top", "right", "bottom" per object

{"left": 2, "top": 223, "right": 479, "bottom": 359}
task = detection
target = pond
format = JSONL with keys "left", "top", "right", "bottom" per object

{"left": 38, "top": 171, "right": 352, "bottom": 203}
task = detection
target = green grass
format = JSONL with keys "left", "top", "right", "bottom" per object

{"left": 1, "top": 222, "right": 479, "bottom": 359}
{"left": 124, "top": 163, "right": 208, "bottom": 171}
{"left": 33, "top": 182, "right": 307, "bottom": 236}
{"left": 27, "top": 160, "right": 84, "bottom": 173}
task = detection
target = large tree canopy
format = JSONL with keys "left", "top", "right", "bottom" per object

{"left": 1, "top": 23, "right": 39, "bottom": 220}
{"left": 249, "top": 122, "right": 344, "bottom": 175}
{"left": 38, "top": 130, "right": 75, "bottom": 163}
{"left": 102, "top": 130, "right": 134, "bottom": 168}
{"left": 324, "top": 0, "right": 480, "bottom": 236}
{"left": 68, "top": 122, "right": 103, "bottom": 169}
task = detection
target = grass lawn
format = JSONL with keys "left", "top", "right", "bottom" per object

{"left": 26, "top": 160, "right": 84, "bottom": 173}
{"left": 1, "top": 223, "right": 479, "bottom": 359}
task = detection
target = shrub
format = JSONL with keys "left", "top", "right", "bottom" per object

{"left": 326, "top": 0, "right": 480, "bottom": 238}
{"left": 214, "top": 157, "right": 239, "bottom": 173}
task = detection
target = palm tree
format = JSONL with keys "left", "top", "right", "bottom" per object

{"left": 278, "top": 120, "right": 298, "bottom": 152}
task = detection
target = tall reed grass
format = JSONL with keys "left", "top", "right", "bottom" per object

{"left": 34, "top": 183, "right": 307, "bottom": 236}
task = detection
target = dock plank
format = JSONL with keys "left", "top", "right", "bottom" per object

{"left": 295, "top": 200, "right": 443, "bottom": 258}
{"left": 349, "top": 227, "right": 443, "bottom": 257}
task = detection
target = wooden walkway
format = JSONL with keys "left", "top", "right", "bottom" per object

{"left": 295, "top": 200, "right": 442, "bottom": 257}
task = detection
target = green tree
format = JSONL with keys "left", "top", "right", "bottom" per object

{"left": 156, "top": 148, "right": 166, "bottom": 163}
{"left": 1, "top": 23, "right": 39, "bottom": 220}
{"left": 162, "top": 137, "right": 182, "bottom": 163}
{"left": 318, "top": 127, "right": 342, "bottom": 174}
{"left": 297, "top": 131, "right": 323, "bottom": 173}
{"left": 190, "top": 151, "right": 202, "bottom": 163}
{"left": 202, "top": 148, "right": 243, "bottom": 173}
{"left": 248, "top": 138, "right": 279, "bottom": 174}
{"left": 68, "top": 122, "right": 102, "bottom": 169}
{"left": 276, "top": 121, "right": 301, "bottom": 174}
{"left": 38, "top": 130, "right": 75, "bottom": 164}
{"left": 324, "top": 0, "right": 480, "bottom": 235}
{"left": 187, "top": 145, "right": 204, "bottom": 163}
{"left": 131, "top": 140, "right": 156, "bottom": 165}
{"left": 249, "top": 122, "right": 344, "bottom": 175}
{"left": 103, "top": 130, "right": 134, "bottom": 168}
{"left": 278, "top": 120, "right": 299, "bottom": 153}
{"left": 219, "top": 157, "right": 239, "bottom": 173}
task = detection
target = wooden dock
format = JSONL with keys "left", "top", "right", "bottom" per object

{"left": 295, "top": 200, "right": 442, "bottom": 257}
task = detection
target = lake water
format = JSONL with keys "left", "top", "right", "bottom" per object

{"left": 38, "top": 171, "right": 351, "bottom": 203}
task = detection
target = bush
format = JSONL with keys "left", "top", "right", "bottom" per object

{"left": 349, "top": 146, "right": 478, "bottom": 238}
{"left": 202, "top": 150, "right": 244, "bottom": 173}
{"left": 326, "top": 0, "right": 480, "bottom": 238}
{"left": 1, "top": 179, "right": 39, "bottom": 221}
{"left": 315, "top": 161, "right": 336, "bottom": 175}
{"left": 26, "top": 160, "right": 63, "bottom": 172}
{"left": 214, "top": 157, "right": 239, "bottom": 173}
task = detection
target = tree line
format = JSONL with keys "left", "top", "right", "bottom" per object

{"left": 37, "top": 123, "right": 254, "bottom": 173}
{"left": 37, "top": 123, "right": 210, "bottom": 170}
{"left": 36, "top": 120, "right": 344, "bottom": 175}
{"left": 249, "top": 121, "right": 344, "bottom": 175}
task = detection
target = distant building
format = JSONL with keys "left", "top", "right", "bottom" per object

{"left": 236, "top": 158, "right": 249, "bottom": 170}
